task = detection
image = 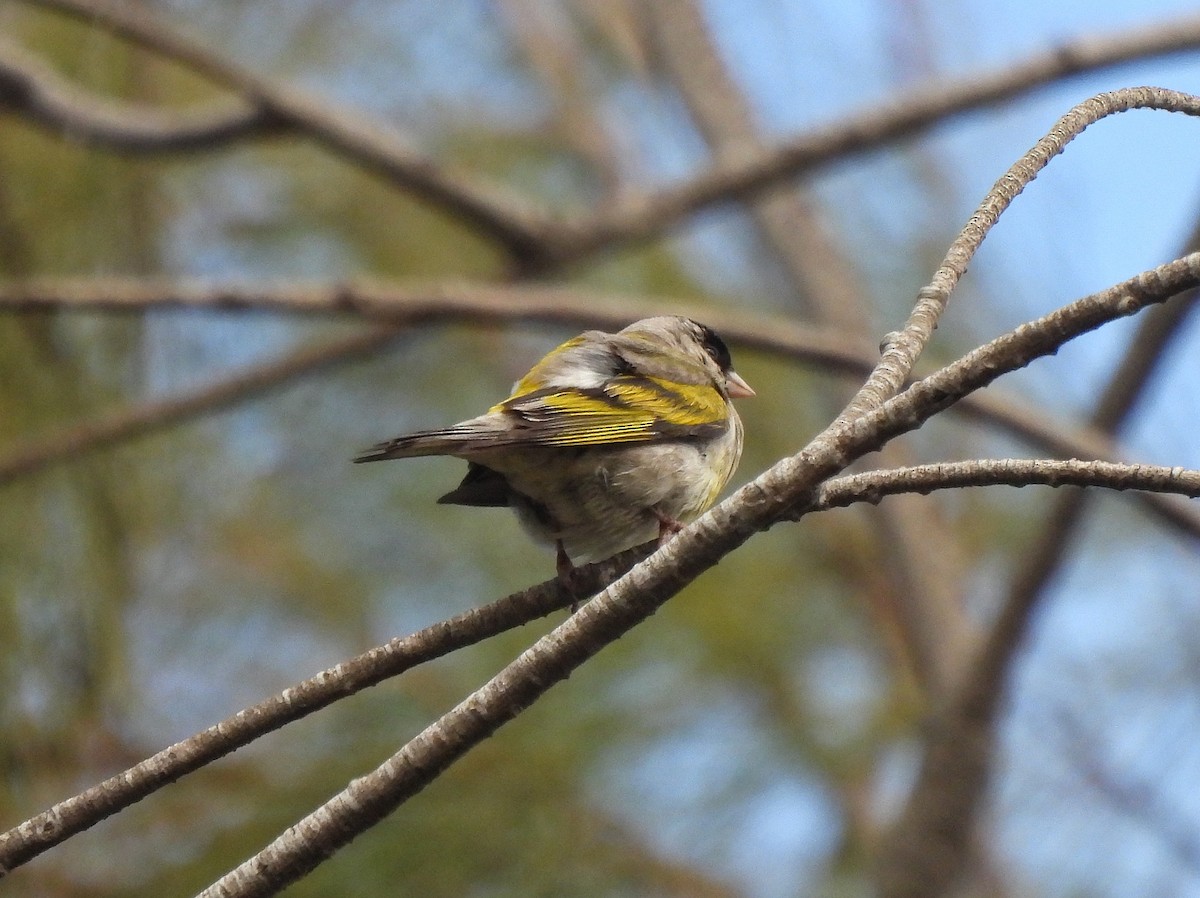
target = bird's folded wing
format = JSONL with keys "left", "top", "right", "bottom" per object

{"left": 496, "top": 376, "right": 728, "bottom": 447}
{"left": 355, "top": 375, "right": 730, "bottom": 462}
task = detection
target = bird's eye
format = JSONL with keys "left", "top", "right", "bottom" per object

{"left": 696, "top": 323, "right": 733, "bottom": 371}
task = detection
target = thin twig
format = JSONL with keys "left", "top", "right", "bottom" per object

{"left": 842, "top": 87, "right": 1200, "bottom": 424}
{"left": 0, "top": 326, "right": 404, "bottom": 486}
{"left": 956, "top": 390, "right": 1200, "bottom": 538}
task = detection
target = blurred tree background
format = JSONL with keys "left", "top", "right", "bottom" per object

{"left": 3, "top": 1, "right": 1200, "bottom": 896}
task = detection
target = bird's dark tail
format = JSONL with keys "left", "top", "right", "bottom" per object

{"left": 353, "top": 429, "right": 473, "bottom": 463}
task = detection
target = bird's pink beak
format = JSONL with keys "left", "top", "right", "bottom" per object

{"left": 725, "top": 370, "right": 755, "bottom": 398}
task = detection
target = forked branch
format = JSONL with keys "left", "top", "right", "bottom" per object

{"left": 194, "top": 251, "right": 1200, "bottom": 897}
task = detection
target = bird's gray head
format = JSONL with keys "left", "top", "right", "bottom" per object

{"left": 617, "top": 316, "right": 755, "bottom": 398}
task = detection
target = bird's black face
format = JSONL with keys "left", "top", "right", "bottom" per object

{"left": 692, "top": 320, "right": 734, "bottom": 373}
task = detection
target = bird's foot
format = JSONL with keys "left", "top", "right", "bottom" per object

{"left": 556, "top": 541, "right": 583, "bottom": 612}
{"left": 654, "top": 511, "right": 685, "bottom": 546}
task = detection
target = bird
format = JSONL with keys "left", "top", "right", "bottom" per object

{"left": 354, "top": 316, "right": 753, "bottom": 581}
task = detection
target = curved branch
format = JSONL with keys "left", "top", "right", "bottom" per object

{"left": 0, "top": 544, "right": 650, "bottom": 875}
{"left": 955, "top": 390, "right": 1200, "bottom": 538}
{"left": 844, "top": 87, "right": 1200, "bottom": 425}
{"left": 194, "top": 254, "right": 1200, "bottom": 897}
{"left": 0, "top": 38, "right": 274, "bottom": 151}
{"left": 14, "top": 0, "right": 551, "bottom": 260}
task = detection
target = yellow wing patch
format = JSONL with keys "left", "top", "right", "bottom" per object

{"left": 606, "top": 377, "right": 727, "bottom": 427}
{"left": 527, "top": 390, "right": 656, "bottom": 446}
{"left": 495, "top": 376, "right": 728, "bottom": 448}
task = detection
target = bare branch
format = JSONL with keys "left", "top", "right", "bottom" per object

{"left": 874, "top": 209, "right": 1200, "bottom": 898}
{"left": 819, "top": 255, "right": 1200, "bottom": 489}
{"left": 0, "top": 3, "right": 1196, "bottom": 890}
{"left": 993, "top": 217, "right": 1200, "bottom": 658}
{"left": 0, "top": 544, "right": 650, "bottom": 875}
{"left": 0, "top": 327, "right": 404, "bottom": 486}
{"left": 812, "top": 458, "right": 1200, "bottom": 510}
{"left": 956, "top": 390, "right": 1200, "bottom": 538}
{"left": 872, "top": 251, "right": 1200, "bottom": 897}
{"left": 14, "top": 0, "right": 551, "bottom": 259}
{"left": 844, "top": 87, "right": 1200, "bottom": 424}
{"left": 0, "top": 37, "right": 274, "bottom": 151}
{"left": 194, "top": 253, "right": 1200, "bottom": 898}
{"left": 548, "top": 20, "right": 1200, "bottom": 262}
{"left": 645, "top": 0, "right": 974, "bottom": 695}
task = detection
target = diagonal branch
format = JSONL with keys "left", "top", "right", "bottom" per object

{"left": 10, "top": 459, "right": 1193, "bottom": 880}
{"left": 194, "top": 253, "right": 1200, "bottom": 897}
{"left": 0, "top": 544, "right": 649, "bottom": 875}
{"left": 646, "top": 0, "right": 973, "bottom": 695}
{"left": 547, "top": 19, "right": 1200, "bottom": 264}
